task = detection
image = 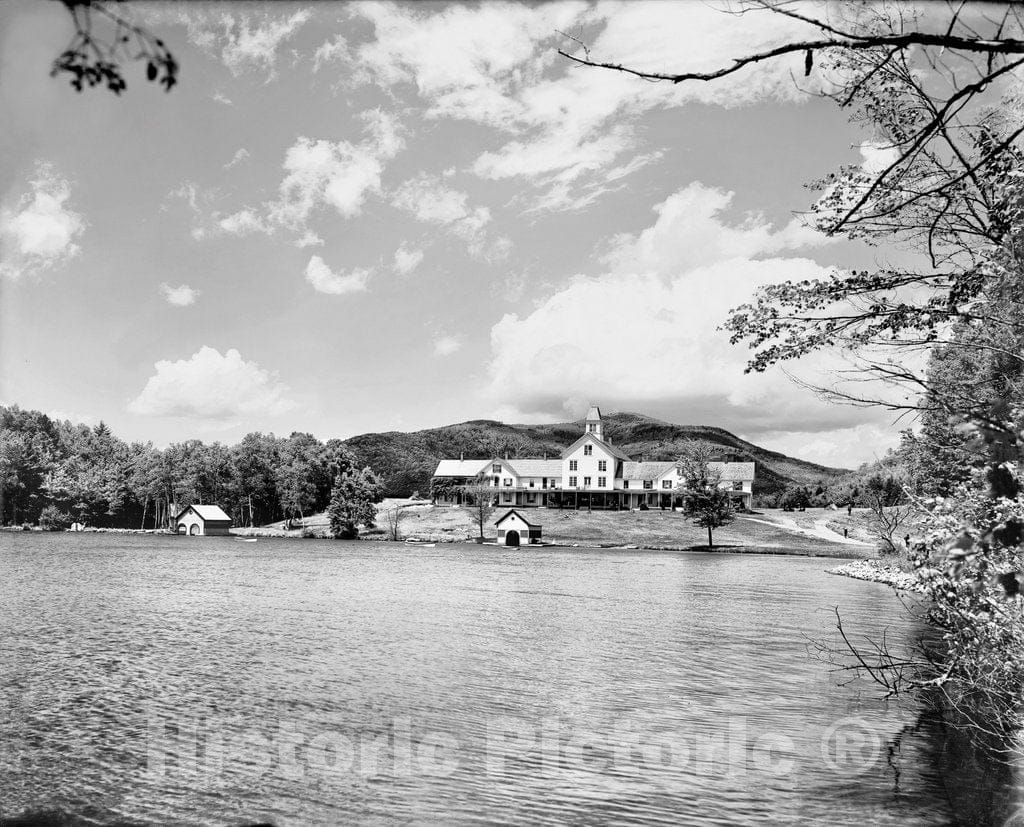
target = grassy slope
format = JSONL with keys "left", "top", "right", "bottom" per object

{"left": 241, "top": 503, "right": 877, "bottom": 558}
{"left": 342, "top": 412, "right": 849, "bottom": 500}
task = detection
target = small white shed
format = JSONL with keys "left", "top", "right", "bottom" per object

{"left": 175, "top": 504, "right": 232, "bottom": 536}
{"left": 494, "top": 509, "right": 542, "bottom": 547}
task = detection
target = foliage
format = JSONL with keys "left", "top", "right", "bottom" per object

{"left": 0, "top": 405, "right": 378, "bottom": 531}
{"left": 327, "top": 467, "right": 384, "bottom": 540}
{"left": 52, "top": 1, "right": 177, "bottom": 94}
{"left": 381, "top": 501, "right": 409, "bottom": 541}
{"left": 463, "top": 475, "right": 496, "bottom": 541}
{"left": 38, "top": 505, "right": 71, "bottom": 531}
{"left": 678, "top": 441, "right": 736, "bottom": 547}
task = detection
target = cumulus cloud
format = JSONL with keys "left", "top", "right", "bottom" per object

{"left": 393, "top": 245, "right": 424, "bottom": 275}
{"left": 750, "top": 422, "right": 904, "bottom": 470}
{"left": 339, "top": 1, "right": 821, "bottom": 211}
{"left": 159, "top": 283, "right": 200, "bottom": 307}
{"left": 182, "top": 8, "right": 312, "bottom": 78}
{"left": 600, "top": 182, "right": 830, "bottom": 272}
{"left": 217, "top": 208, "right": 269, "bottom": 236}
{"left": 390, "top": 174, "right": 510, "bottom": 261}
{"left": 128, "top": 346, "right": 295, "bottom": 419}
{"left": 433, "top": 334, "right": 463, "bottom": 356}
{"left": 484, "top": 181, "right": 875, "bottom": 443}
{"left": 304, "top": 255, "right": 371, "bottom": 296}
{"left": 224, "top": 148, "right": 250, "bottom": 169}
{"left": 1, "top": 162, "right": 85, "bottom": 280}
{"left": 166, "top": 112, "right": 403, "bottom": 245}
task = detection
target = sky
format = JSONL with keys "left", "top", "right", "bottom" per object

{"left": 0, "top": 0, "right": 921, "bottom": 468}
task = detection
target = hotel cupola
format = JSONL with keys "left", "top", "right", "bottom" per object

{"left": 585, "top": 405, "right": 604, "bottom": 441}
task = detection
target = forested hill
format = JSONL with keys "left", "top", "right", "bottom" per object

{"left": 342, "top": 411, "right": 850, "bottom": 500}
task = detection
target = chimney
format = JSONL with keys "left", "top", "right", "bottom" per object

{"left": 460, "top": 452, "right": 464, "bottom": 461}
{"left": 504, "top": 451, "right": 509, "bottom": 460}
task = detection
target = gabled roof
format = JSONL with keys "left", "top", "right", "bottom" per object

{"left": 622, "top": 461, "right": 676, "bottom": 480}
{"left": 709, "top": 462, "right": 756, "bottom": 481}
{"left": 178, "top": 504, "right": 231, "bottom": 522}
{"left": 506, "top": 458, "right": 563, "bottom": 477}
{"left": 433, "top": 459, "right": 491, "bottom": 478}
{"left": 560, "top": 433, "right": 631, "bottom": 462}
{"left": 494, "top": 508, "right": 541, "bottom": 528}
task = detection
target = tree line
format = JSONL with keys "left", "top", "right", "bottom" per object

{"left": 0, "top": 405, "right": 382, "bottom": 533}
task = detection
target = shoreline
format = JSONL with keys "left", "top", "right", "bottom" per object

{"left": 6, "top": 525, "right": 865, "bottom": 559}
{"left": 827, "top": 559, "right": 924, "bottom": 591}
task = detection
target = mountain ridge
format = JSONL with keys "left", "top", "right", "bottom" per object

{"left": 341, "top": 411, "right": 850, "bottom": 502}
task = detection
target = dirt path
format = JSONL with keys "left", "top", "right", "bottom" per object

{"left": 737, "top": 514, "right": 872, "bottom": 546}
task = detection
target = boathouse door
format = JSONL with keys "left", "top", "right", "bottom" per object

{"left": 505, "top": 530, "right": 520, "bottom": 547}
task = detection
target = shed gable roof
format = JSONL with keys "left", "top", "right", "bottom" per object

{"left": 494, "top": 508, "right": 540, "bottom": 528}
{"left": 178, "top": 504, "right": 231, "bottom": 522}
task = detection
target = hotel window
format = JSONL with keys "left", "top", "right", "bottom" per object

{"left": 529, "top": 480, "right": 535, "bottom": 488}
{"left": 662, "top": 480, "right": 673, "bottom": 489}
{"left": 569, "top": 460, "right": 578, "bottom": 471}
{"left": 569, "top": 476, "right": 577, "bottom": 487}
{"left": 584, "top": 445, "right": 593, "bottom": 456}
{"left": 504, "top": 479, "right": 512, "bottom": 487}
{"left": 503, "top": 493, "right": 512, "bottom": 502}
{"left": 643, "top": 480, "right": 653, "bottom": 490}
{"left": 597, "top": 460, "right": 606, "bottom": 472}
{"left": 527, "top": 493, "right": 536, "bottom": 503}
{"left": 492, "top": 464, "right": 501, "bottom": 473}
{"left": 623, "top": 480, "right": 630, "bottom": 489}
{"left": 584, "top": 476, "right": 591, "bottom": 487}
{"left": 733, "top": 482, "right": 743, "bottom": 491}
{"left": 598, "top": 477, "right": 606, "bottom": 488}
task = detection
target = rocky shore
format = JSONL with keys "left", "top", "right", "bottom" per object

{"left": 828, "top": 559, "right": 924, "bottom": 592}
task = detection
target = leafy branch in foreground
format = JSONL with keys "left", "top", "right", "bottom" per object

{"left": 52, "top": 0, "right": 177, "bottom": 94}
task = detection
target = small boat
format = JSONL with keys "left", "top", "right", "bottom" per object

{"left": 237, "top": 537, "right": 258, "bottom": 543}
{"left": 405, "top": 538, "right": 435, "bottom": 547}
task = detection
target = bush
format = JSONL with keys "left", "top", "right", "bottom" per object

{"left": 39, "top": 505, "right": 71, "bottom": 531}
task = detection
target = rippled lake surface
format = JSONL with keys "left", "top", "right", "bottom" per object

{"left": 1, "top": 533, "right": 958, "bottom": 825}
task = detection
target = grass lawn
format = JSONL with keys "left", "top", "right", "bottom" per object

{"left": 239, "top": 501, "right": 876, "bottom": 558}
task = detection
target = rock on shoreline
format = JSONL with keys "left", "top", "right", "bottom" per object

{"left": 829, "top": 559, "right": 924, "bottom": 592}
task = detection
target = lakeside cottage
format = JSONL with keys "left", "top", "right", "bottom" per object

{"left": 175, "top": 504, "right": 232, "bottom": 536}
{"left": 432, "top": 406, "right": 755, "bottom": 510}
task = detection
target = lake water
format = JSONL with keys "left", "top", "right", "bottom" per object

{"left": 0, "top": 533, "right": 964, "bottom": 824}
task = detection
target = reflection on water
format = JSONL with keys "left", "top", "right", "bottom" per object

{"left": 1, "top": 533, "right": 960, "bottom": 825}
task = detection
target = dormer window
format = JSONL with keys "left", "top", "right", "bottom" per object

{"left": 584, "top": 445, "right": 593, "bottom": 456}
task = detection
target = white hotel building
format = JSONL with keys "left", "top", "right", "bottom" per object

{"left": 431, "top": 406, "right": 755, "bottom": 511}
